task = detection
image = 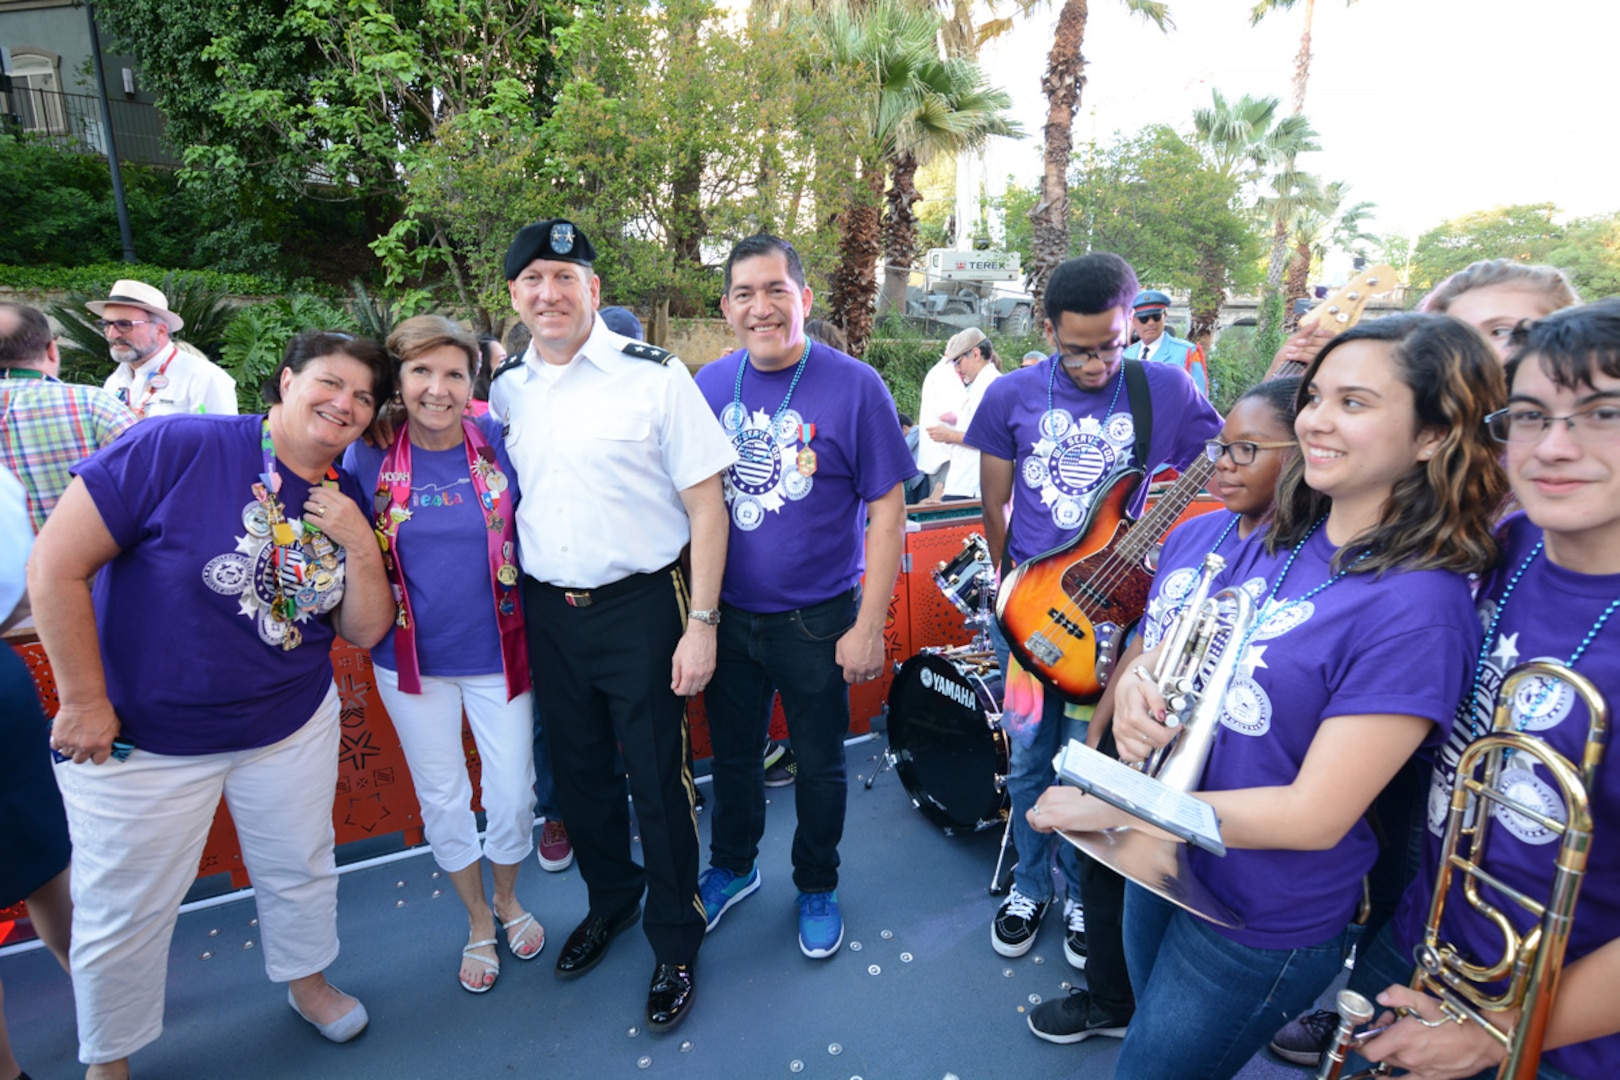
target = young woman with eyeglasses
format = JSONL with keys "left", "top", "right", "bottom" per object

{"left": 1028, "top": 314, "right": 1510, "bottom": 1079}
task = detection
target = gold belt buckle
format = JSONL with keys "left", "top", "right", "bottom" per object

{"left": 564, "top": 589, "right": 592, "bottom": 608}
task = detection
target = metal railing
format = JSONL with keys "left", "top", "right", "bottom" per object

{"left": 1, "top": 85, "right": 181, "bottom": 167}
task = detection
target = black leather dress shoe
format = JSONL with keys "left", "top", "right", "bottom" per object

{"left": 645, "top": 962, "right": 695, "bottom": 1030}
{"left": 555, "top": 906, "right": 641, "bottom": 979}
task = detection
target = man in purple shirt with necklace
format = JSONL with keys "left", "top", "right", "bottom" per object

{"left": 692, "top": 235, "right": 916, "bottom": 959}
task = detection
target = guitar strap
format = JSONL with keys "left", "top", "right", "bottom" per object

{"left": 1122, "top": 359, "right": 1153, "bottom": 468}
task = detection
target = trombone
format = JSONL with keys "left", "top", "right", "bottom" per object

{"left": 1318, "top": 661, "right": 1610, "bottom": 1080}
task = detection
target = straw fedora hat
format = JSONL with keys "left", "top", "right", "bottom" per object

{"left": 86, "top": 279, "right": 185, "bottom": 333}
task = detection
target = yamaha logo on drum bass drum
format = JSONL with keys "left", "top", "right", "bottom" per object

{"left": 918, "top": 665, "right": 977, "bottom": 709}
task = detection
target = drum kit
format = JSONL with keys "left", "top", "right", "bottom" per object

{"left": 877, "top": 533, "right": 1011, "bottom": 858}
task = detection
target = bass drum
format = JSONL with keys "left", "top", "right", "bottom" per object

{"left": 885, "top": 649, "right": 1007, "bottom": 834}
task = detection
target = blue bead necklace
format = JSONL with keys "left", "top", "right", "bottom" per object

{"left": 1233, "top": 516, "right": 1371, "bottom": 663}
{"left": 1045, "top": 354, "right": 1124, "bottom": 431}
{"left": 733, "top": 339, "right": 811, "bottom": 431}
{"left": 1465, "top": 538, "right": 1620, "bottom": 739}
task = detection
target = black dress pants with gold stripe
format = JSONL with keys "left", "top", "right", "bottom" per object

{"left": 523, "top": 567, "right": 705, "bottom": 966}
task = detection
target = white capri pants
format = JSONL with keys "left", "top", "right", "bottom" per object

{"left": 56, "top": 686, "right": 344, "bottom": 1065}
{"left": 373, "top": 666, "right": 536, "bottom": 872}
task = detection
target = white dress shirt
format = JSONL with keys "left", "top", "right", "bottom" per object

{"left": 941, "top": 365, "right": 1000, "bottom": 500}
{"left": 916, "top": 355, "right": 970, "bottom": 474}
{"left": 490, "top": 317, "right": 737, "bottom": 588}
{"left": 103, "top": 343, "right": 238, "bottom": 417}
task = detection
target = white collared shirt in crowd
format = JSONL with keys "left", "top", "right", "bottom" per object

{"left": 490, "top": 316, "right": 736, "bottom": 589}
{"left": 941, "top": 364, "right": 1001, "bottom": 500}
{"left": 103, "top": 343, "right": 239, "bottom": 418}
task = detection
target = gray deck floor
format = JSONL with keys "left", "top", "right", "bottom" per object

{"left": 4, "top": 738, "right": 1320, "bottom": 1079}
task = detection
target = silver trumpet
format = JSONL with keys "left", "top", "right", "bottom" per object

{"left": 1059, "top": 552, "right": 1256, "bottom": 928}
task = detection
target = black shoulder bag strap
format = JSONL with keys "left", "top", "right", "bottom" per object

{"left": 1121, "top": 359, "right": 1153, "bottom": 470}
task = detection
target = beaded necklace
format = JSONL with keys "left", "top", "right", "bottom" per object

{"left": 1233, "top": 516, "right": 1371, "bottom": 662}
{"left": 1205, "top": 513, "right": 1241, "bottom": 560}
{"left": 1045, "top": 354, "right": 1124, "bottom": 425}
{"left": 254, "top": 417, "right": 341, "bottom": 651}
{"left": 732, "top": 339, "right": 812, "bottom": 431}
{"left": 1466, "top": 539, "right": 1620, "bottom": 739}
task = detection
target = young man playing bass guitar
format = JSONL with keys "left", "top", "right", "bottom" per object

{"left": 963, "top": 253, "right": 1220, "bottom": 1038}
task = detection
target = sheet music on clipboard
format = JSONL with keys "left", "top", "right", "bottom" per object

{"left": 1052, "top": 739, "right": 1227, "bottom": 856}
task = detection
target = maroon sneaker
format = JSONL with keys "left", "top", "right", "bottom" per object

{"left": 538, "top": 818, "right": 574, "bottom": 872}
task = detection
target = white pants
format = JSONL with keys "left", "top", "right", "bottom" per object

{"left": 373, "top": 667, "right": 536, "bottom": 872}
{"left": 56, "top": 686, "right": 344, "bottom": 1064}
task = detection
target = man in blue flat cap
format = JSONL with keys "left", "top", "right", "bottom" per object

{"left": 1124, "top": 290, "right": 1208, "bottom": 397}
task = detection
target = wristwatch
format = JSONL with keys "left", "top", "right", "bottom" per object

{"left": 688, "top": 608, "right": 721, "bottom": 627}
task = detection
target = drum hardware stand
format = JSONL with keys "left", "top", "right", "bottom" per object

{"left": 988, "top": 810, "right": 1016, "bottom": 895}
{"left": 865, "top": 699, "right": 896, "bottom": 792}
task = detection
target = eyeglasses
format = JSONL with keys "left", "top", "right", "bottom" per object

{"left": 1485, "top": 406, "right": 1620, "bottom": 444}
{"left": 949, "top": 349, "right": 978, "bottom": 367}
{"left": 1204, "top": 439, "right": 1295, "bottom": 466}
{"left": 1058, "top": 342, "right": 1127, "bottom": 365}
{"left": 96, "top": 318, "right": 153, "bottom": 334}
{"left": 1135, "top": 312, "right": 1164, "bottom": 324}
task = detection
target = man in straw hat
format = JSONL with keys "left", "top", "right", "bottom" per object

{"left": 90, "top": 279, "right": 237, "bottom": 418}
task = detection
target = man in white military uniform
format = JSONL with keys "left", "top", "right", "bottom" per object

{"left": 91, "top": 279, "right": 236, "bottom": 418}
{"left": 489, "top": 218, "right": 735, "bottom": 1033}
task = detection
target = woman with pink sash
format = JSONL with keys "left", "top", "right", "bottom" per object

{"left": 344, "top": 315, "right": 539, "bottom": 994}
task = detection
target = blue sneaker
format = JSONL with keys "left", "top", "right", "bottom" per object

{"left": 698, "top": 865, "right": 760, "bottom": 931}
{"left": 797, "top": 890, "right": 843, "bottom": 958}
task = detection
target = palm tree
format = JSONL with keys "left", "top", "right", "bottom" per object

{"left": 880, "top": 60, "right": 1019, "bottom": 320}
{"left": 1283, "top": 181, "right": 1376, "bottom": 328}
{"left": 1025, "top": 1, "right": 1172, "bottom": 316}
{"left": 1189, "top": 91, "right": 1313, "bottom": 343}
{"left": 1247, "top": 0, "right": 1360, "bottom": 116}
{"left": 812, "top": 0, "right": 1016, "bottom": 356}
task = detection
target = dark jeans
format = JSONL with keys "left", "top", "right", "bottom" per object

{"left": 1078, "top": 725, "right": 1134, "bottom": 1017}
{"left": 705, "top": 589, "right": 859, "bottom": 894}
{"left": 1118, "top": 884, "right": 1362, "bottom": 1080}
{"left": 530, "top": 697, "right": 562, "bottom": 821}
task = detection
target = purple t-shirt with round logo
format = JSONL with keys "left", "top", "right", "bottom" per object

{"left": 1392, "top": 514, "right": 1620, "bottom": 1077}
{"left": 1141, "top": 510, "right": 1251, "bottom": 652}
{"left": 964, "top": 358, "right": 1220, "bottom": 566}
{"left": 1186, "top": 524, "right": 1479, "bottom": 949}
{"left": 72, "top": 414, "right": 371, "bottom": 755}
{"left": 694, "top": 341, "right": 917, "bottom": 613}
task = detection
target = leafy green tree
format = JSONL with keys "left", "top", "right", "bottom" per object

{"left": 1543, "top": 213, "right": 1620, "bottom": 299}
{"left": 1409, "top": 204, "right": 1563, "bottom": 291}
{"left": 1285, "top": 181, "right": 1375, "bottom": 327}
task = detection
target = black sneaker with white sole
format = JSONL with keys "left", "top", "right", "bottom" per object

{"left": 1027, "top": 988, "right": 1130, "bottom": 1044}
{"left": 1269, "top": 1008, "right": 1339, "bottom": 1066}
{"left": 992, "top": 888, "right": 1050, "bottom": 958}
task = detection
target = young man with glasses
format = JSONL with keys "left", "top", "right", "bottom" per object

{"left": 90, "top": 280, "right": 237, "bottom": 418}
{"left": 963, "top": 254, "right": 1221, "bottom": 1042}
{"left": 1125, "top": 289, "right": 1208, "bottom": 397}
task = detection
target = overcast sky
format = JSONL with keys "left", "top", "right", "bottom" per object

{"left": 977, "top": 0, "right": 1615, "bottom": 239}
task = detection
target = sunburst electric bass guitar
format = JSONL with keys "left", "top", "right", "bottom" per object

{"left": 996, "top": 452, "right": 1216, "bottom": 700}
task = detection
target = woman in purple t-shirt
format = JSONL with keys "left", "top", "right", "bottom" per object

{"left": 30, "top": 332, "right": 398, "bottom": 1073}
{"left": 1030, "top": 314, "right": 1509, "bottom": 1080}
{"left": 345, "top": 315, "right": 540, "bottom": 995}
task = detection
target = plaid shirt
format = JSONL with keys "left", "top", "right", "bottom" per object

{"left": 0, "top": 373, "right": 138, "bottom": 532}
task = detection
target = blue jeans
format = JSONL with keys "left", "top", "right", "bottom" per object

{"left": 706, "top": 590, "right": 858, "bottom": 893}
{"left": 1116, "top": 884, "right": 1361, "bottom": 1080}
{"left": 531, "top": 696, "right": 562, "bottom": 821}
{"left": 989, "top": 619, "right": 1086, "bottom": 903}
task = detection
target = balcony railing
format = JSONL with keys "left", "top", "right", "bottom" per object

{"left": 1, "top": 85, "right": 181, "bottom": 167}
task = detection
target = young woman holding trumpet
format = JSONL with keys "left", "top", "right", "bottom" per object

{"left": 1028, "top": 314, "right": 1509, "bottom": 1080}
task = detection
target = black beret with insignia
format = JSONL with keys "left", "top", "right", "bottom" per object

{"left": 504, "top": 218, "right": 597, "bottom": 279}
